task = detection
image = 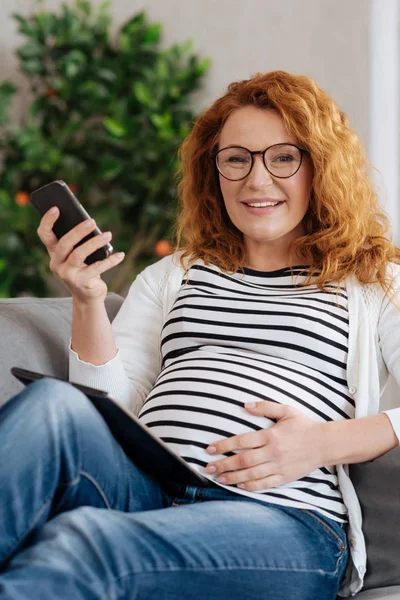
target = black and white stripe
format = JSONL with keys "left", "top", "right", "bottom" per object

{"left": 138, "top": 263, "right": 353, "bottom": 522}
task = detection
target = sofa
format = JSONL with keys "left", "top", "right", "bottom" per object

{"left": 1, "top": 294, "right": 400, "bottom": 599}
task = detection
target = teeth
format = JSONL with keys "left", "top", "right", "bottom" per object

{"left": 247, "top": 201, "right": 280, "bottom": 207}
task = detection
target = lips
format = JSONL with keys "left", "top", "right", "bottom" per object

{"left": 241, "top": 199, "right": 286, "bottom": 207}
{"left": 241, "top": 200, "right": 285, "bottom": 215}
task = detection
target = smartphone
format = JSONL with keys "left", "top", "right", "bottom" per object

{"left": 30, "top": 180, "right": 113, "bottom": 265}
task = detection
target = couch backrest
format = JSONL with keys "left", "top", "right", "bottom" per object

{"left": 0, "top": 294, "right": 124, "bottom": 405}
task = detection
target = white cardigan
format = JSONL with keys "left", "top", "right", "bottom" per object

{"left": 69, "top": 253, "right": 400, "bottom": 597}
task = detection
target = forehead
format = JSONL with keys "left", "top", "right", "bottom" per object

{"left": 218, "top": 106, "right": 298, "bottom": 149}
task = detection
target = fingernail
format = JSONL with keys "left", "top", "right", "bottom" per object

{"left": 115, "top": 252, "right": 125, "bottom": 259}
{"left": 50, "top": 207, "right": 58, "bottom": 215}
{"left": 101, "top": 231, "right": 112, "bottom": 239}
{"left": 217, "top": 476, "right": 227, "bottom": 483}
{"left": 206, "top": 465, "right": 216, "bottom": 473}
{"left": 245, "top": 402, "right": 256, "bottom": 408}
{"left": 206, "top": 446, "right": 216, "bottom": 454}
{"left": 84, "top": 219, "right": 94, "bottom": 228}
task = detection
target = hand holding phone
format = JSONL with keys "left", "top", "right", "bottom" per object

{"left": 34, "top": 180, "right": 125, "bottom": 303}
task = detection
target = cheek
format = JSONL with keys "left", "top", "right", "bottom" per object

{"left": 219, "top": 178, "right": 239, "bottom": 207}
{"left": 285, "top": 177, "right": 312, "bottom": 209}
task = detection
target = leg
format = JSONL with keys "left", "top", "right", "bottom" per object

{"left": 0, "top": 500, "right": 349, "bottom": 600}
{"left": 0, "top": 379, "right": 170, "bottom": 565}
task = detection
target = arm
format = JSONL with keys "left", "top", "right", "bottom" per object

{"left": 319, "top": 413, "right": 398, "bottom": 466}
{"left": 320, "top": 265, "right": 400, "bottom": 465}
{"left": 71, "top": 300, "right": 117, "bottom": 365}
{"left": 69, "top": 262, "right": 166, "bottom": 414}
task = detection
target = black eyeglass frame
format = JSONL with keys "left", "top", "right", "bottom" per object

{"left": 211, "top": 143, "right": 308, "bottom": 181}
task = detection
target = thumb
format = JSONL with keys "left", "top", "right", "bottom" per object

{"left": 244, "top": 400, "right": 287, "bottom": 419}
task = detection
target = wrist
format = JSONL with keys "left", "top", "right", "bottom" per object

{"left": 319, "top": 414, "right": 399, "bottom": 466}
{"left": 72, "top": 295, "right": 106, "bottom": 310}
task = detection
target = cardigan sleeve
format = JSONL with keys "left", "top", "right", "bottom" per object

{"left": 69, "top": 263, "right": 166, "bottom": 416}
{"left": 377, "top": 263, "right": 400, "bottom": 442}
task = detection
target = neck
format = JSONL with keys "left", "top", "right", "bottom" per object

{"left": 243, "top": 231, "right": 310, "bottom": 272}
{"left": 244, "top": 249, "right": 309, "bottom": 272}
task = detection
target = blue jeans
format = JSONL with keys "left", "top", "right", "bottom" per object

{"left": 0, "top": 379, "right": 349, "bottom": 599}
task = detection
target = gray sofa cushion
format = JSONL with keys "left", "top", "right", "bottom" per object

{"left": 349, "top": 448, "right": 400, "bottom": 591}
{"left": 355, "top": 588, "right": 400, "bottom": 599}
{"left": 0, "top": 294, "right": 124, "bottom": 405}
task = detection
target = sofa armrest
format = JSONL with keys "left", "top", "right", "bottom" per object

{"left": 0, "top": 293, "right": 124, "bottom": 405}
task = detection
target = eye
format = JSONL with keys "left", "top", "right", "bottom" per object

{"left": 272, "top": 154, "right": 295, "bottom": 163}
{"left": 226, "top": 155, "right": 250, "bottom": 164}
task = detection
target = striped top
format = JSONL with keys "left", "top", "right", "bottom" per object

{"left": 138, "top": 262, "right": 355, "bottom": 522}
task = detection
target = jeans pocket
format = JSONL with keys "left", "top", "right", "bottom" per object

{"left": 302, "top": 510, "right": 347, "bottom": 552}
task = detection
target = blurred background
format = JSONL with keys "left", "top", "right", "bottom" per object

{"left": 1, "top": 0, "right": 399, "bottom": 406}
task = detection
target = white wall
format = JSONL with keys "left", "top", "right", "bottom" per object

{"left": 1, "top": 0, "right": 371, "bottom": 146}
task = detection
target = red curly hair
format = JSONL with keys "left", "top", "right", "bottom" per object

{"left": 175, "top": 70, "right": 400, "bottom": 298}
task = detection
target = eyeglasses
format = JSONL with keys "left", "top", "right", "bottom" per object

{"left": 211, "top": 143, "right": 307, "bottom": 181}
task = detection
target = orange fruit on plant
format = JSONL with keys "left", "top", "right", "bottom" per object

{"left": 15, "top": 191, "right": 30, "bottom": 206}
{"left": 154, "top": 239, "right": 173, "bottom": 257}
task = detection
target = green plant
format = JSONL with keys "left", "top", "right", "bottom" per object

{"left": 0, "top": 0, "right": 210, "bottom": 297}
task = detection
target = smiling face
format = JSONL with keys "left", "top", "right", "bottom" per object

{"left": 217, "top": 106, "right": 314, "bottom": 270}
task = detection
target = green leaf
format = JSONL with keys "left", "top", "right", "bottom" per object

{"left": 12, "top": 14, "right": 37, "bottom": 39}
{"left": 103, "top": 117, "right": 126, "bottom": 138}
{"left": 36, "top": 12, "right": 56, "bottom": 38}
{"left": 98, "top": 155, "right": 124, "bottom": 181}
{"left": 143, "top": 23, "right": 162, "bottom": 44}
{"left": 22, "top": 59, "right": 45, "bottom": 75}
{"left": 133, "top": 81, "right": 153, "bottom": 106}
{"left": 80, "top": 80, "right": 109, "bottom": 101}
{"left": 17, "top": 42, "right": 43, "bottom": 60}
{"left": 98, "top": 68, "right": 117, "bottom": 83}
{"left": 76, "top": 0, "right": 91, "bottom": 16}
{"left": 197, "top": 57, "right": 212, "bottom": 75}
{"left": 0, "top": 82, "right": 17, "bottom": 126}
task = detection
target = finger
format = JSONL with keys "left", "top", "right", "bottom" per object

{"left": 205, "top": 446, "right": 268, "bottom": 478}
{"left": 236, "top": 473, "right": 284, "bottom": 492}
{"left": 206, "top": 429, "right": 267, "bottom": 457}
{"left": 216, "top": 462, "right": 271, "bottom": 486}
{"left": 37, "top": 206, "right": 60, "bottom": 252}
{"left": 245, "top": 400, "right": 286, "bottom": 420}
{"left": 74, "top": 251, "right": 125, "bottom": 282}
{"left": 67, "top": 230, "right": 113, "bottom": 268}
{"left": 54, "top": 218, "right": 97, "bottom": 264}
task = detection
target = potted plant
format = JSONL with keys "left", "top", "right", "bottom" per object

{"left": 0, "top": 0, "right": 210, "bottom": 297}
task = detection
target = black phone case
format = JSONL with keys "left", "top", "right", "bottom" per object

{"left": 30, "top": 180, "right": 113, "bottom": 265}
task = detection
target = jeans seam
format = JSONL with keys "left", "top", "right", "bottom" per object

{"left": 302, "top": 510, "right": 348, "bottom": 577}
{"left": 301, "top": 510, "right": 345, "bottom": 549}
{"left": 112, "top": 564, "right": 343, "bottom": 586}
{"left": 78, "top": 470, "right": 112, "bottom": 509}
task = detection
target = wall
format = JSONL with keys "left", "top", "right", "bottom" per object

{"left": 1, "top": 0, "right": 370, "bottom": 147}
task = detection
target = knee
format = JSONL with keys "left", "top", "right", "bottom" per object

{"left": 41, "top": 506, "right": 112, "bottom": 548}
{"left": 8, "top": 378, "right": 95, "bottom": 425}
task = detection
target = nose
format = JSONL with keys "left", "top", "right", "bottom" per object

{"left": 246, "top": 154, "right": 274, "bottom": 188}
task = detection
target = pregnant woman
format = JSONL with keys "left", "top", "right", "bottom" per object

{"left": 1, "top": 70, "right": 399, "bottom": 600}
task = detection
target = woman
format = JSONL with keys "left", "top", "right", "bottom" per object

{"left": 1, "top": 70, "right": 399, "bottom": 599}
